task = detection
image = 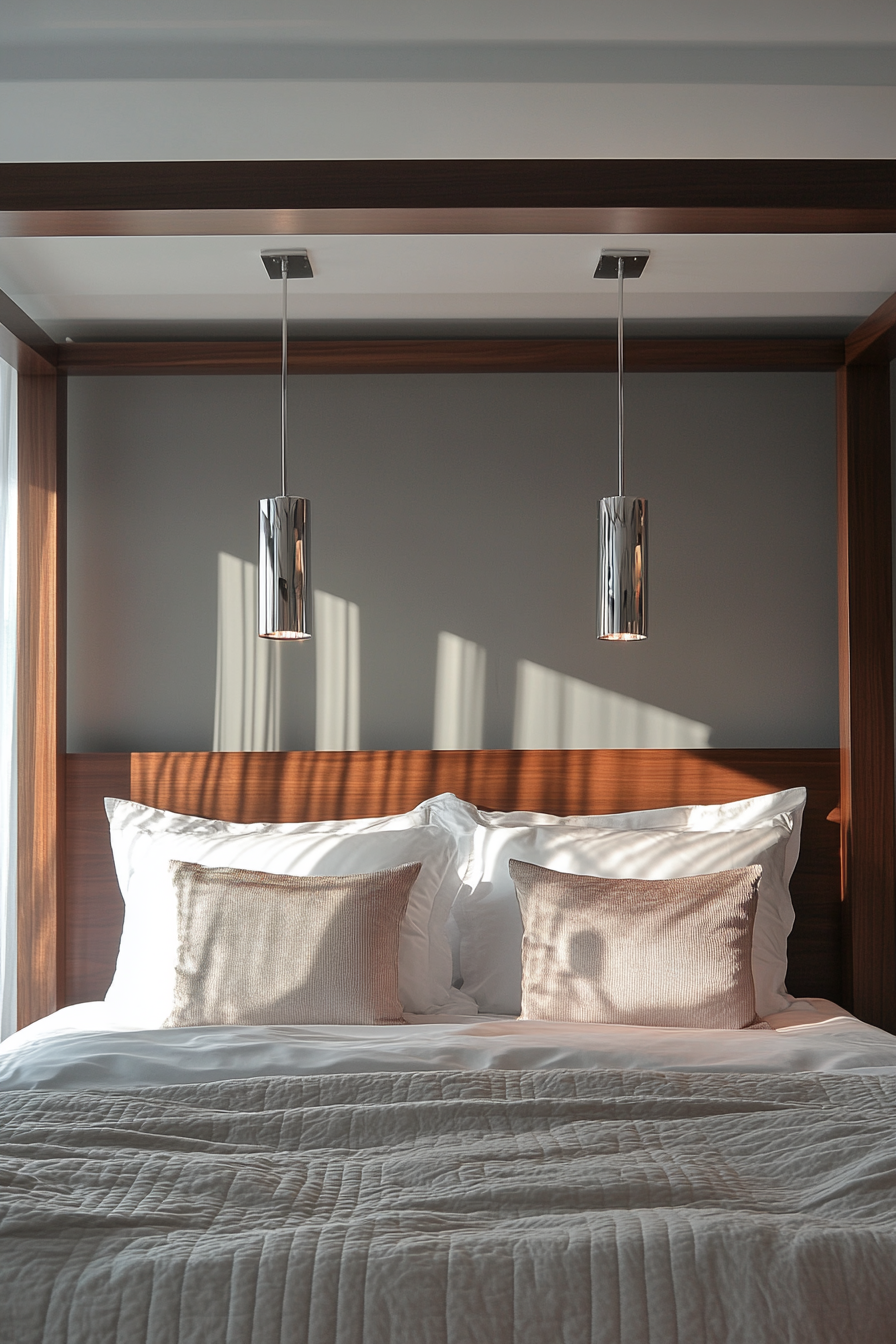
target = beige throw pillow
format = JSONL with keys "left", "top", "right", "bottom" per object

{"left": 509, "top": 858, "right": 761, "bottom": 1029}
{"left": 165, "top": 859, "right": 421, "bottom": 1027}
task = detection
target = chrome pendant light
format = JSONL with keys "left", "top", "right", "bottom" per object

{"left": 259, "top": 251, "right": 313, "bottom": 640}
{"left": 595, "top": 249, "right": 649, "bottom": 641}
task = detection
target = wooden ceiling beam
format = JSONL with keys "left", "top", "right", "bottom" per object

{"left": 58, "top": 337, "right": 846, "bottom": 377}
{"left": 845, "top": 290, "right": 896, "bottom": 366}
{"left": 0, "top": 288, "right": 57, "bottom": 368}
{"left": 1, "top": 160, "right": 894, "bottom": 234}
{"left": 1, "top": 158, "right": 894, "bottom": 212}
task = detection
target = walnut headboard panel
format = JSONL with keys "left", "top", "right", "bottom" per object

{"left": 64, "top": 747, "right": 842, "bottom": 1009}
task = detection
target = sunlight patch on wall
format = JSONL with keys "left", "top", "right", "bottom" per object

{"left": 433, "top": 631, "right": 486, "bottom": 750}
{"left": 315, "top": 590, "right": 360, "bottom": 751}
{"left": 513, "top": 659, "right": 710, "bottom": 750}
{"left": 213, "top": 552, "right": 281, "bottom": 751}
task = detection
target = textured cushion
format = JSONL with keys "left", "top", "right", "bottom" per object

{"left": 510, "top": 858, "right": 761, "bottom": 1029}
{"left": 165, "top": 859, "right": 421, "bottom": 1027}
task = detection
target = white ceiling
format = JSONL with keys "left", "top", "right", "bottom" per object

{"left": 4, "top": 0, "right": 896, "bottom": 45}
{"left": 2, "top": 0, "right": 895, "bottom": 163}
{"left": 5, "top": 83, "right": 895, "bottom": 165}
{"left": 0, "top": 0, "right": 893, "bottom": 337}
{"left": 1, "top": 233, "right": 893, "bottom": 339}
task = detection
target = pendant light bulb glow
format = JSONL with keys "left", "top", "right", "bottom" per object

{"left": 259, "top": 252, "right": 313, "bottom": 641}
{"left": 595, "top": 250, "right": 649, "bottom": 641}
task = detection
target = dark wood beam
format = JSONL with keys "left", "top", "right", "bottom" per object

{"left": 0, "top": 288, "right": 57, "bottom": 367}
{"left": 836, "top": 362, "right": 896, "bottom": 1031}
{"left": 1, "top": 160, "right": 895, "bottom": 234}
{"left": 2, "top": 158, "right": 895, "bottom": 211}
{"left": 845, "top": 290, "right": 896, "bottom": 366}
{"left": 58, "top": 337, "right": 846, "bottom": 377}
{"left": 17, "top": 366, "right": 66, "bottom": 1028}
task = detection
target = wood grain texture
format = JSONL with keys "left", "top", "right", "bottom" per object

{"left": 0, "top": 325, "right": 56, "bottom": 377}
{"left": 5, "top": 207, "right": 896, "bottom": 239}
{"left": 837, "top": 363, "right": 896, "bottom": 1031}
{"left": 57, "top": 338, "right": 846, "bottom": 377}
{"left": 1, "top": 160, "right": 894, "bottom": 214}
{"left": 845, "top": 289, "right": 896, "bottom": 366}
{"left": 16, "top": 369, "right": 65, "bottom": 1028}
{"left": 62, "top": 748, "right": 841, "bottom": 1006}
{"left": 0, "top": 287, "right": 56, "bottom": 367}
{"left": 64, "top": 754, "right": 129, "bottom": 1009}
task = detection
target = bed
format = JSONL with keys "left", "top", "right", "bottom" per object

{"left": 3, "top": 746, "right": 896, "bottom": 1344}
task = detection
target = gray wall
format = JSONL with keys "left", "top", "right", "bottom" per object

{"left": 67, "top": 371, "right": 838, "bottom": 751}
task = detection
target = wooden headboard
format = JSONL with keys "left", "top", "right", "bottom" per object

{"left": 65, "top": 747, "right": 842, "bottom": 1009}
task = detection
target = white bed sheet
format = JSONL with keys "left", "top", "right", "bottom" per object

{"left": 2, "top": 997, "right": 895, "bottom": 1091}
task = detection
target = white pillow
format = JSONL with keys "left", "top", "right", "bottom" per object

{"left": 427, "top": 789, "right": 806, "bottom": 1014}
{"left": 104, "top": 798, "right": 470, "bottom": 1026}
{"left": 428, "top": 788, "right": 806, "bottom": 889}
{"left": 448, "top": 818, "right": 797, "bottom": 1018}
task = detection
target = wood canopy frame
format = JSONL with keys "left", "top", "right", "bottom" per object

{"left": 5, "top": 158, "right": 896, "bottom": 1030}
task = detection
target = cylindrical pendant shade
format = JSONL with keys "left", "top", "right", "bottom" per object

{"left": 597, "top": 495, "right": 647, "bottom": 640}
{"left": 258, "top": 496, "right": 312, "bottom": 639}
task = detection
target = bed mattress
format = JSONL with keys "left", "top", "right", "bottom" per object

{"left": 2, "top": 999, "right": 895, "bottom": 1092}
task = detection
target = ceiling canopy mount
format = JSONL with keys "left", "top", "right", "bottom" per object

{"left": 261, "top": 250, "right": 314, "bottom": 281}
{"left": 593, "top": 250, "right": 650, "bottom": 281}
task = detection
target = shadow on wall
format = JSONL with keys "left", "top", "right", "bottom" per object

{"left": 433, "top": 632, "right": 486, "bottom": 750}
{"left": 513, "top": 660, "right": 710, "bottom": 749}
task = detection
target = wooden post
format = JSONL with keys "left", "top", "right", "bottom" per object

{"left": 16, "top": 364, "right": 66, "bottom": 1026}
{"left": 836, "top": 361, "right": 896, "bottom": 1030}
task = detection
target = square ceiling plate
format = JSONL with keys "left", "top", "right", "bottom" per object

{"left": 261, "top": 250, "right": 314, "bottom": 279}
{"left": 594, "top": 251, "right": 650, "bottom": 279}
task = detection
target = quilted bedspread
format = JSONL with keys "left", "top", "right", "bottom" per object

{"left": 1, "top": 1068, "right": 895, "bottom": 1344}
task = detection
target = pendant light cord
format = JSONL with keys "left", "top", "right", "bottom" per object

{"left": 617, "top": 255, "right": 625, "bottom": 498}
{"left": 281, "top": 256, "right": 288, "bottom": 498}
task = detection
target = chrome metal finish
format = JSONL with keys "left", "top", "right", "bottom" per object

{"left": 259, "top": 248, "right": 313, "bottom": 640}
{"left": 261, "top": 250, "right": 313, "bottom": 280}
{"left": 593, "top": 249, "right": 650, "bottom": 279}
{"left": 596, "top": 247, "right": 648, "bottom": 639}
{"left": 259, "top": 496, "right": 312, "bottom": 639}
{"left": 597, "top": 496, "right": 647, "bottom": 640}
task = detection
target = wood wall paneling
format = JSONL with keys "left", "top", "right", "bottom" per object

{"left": 61, "top": 748, "right": 841, "bottom": 1006}
{"left": 836, "top": 362, "right": 896, "bottom": 1030}
{"left": 16, "top": 364, "right": 65, "bottom": 1028}
{"left": 127, "top": 747, "right": 836, "bottom": 824}
{"left": 57, "top": 338, "right": 846, "bottom": 377}
{"left": 63, "top": 754, "right": 129, "bottom": 1007}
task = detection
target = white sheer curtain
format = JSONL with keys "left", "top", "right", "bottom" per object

{"left": 0, "top": 358, "right": 16, "bottom": 1039}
